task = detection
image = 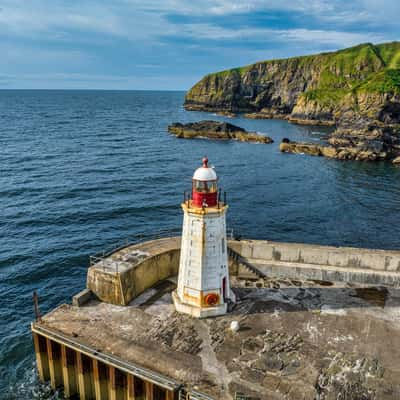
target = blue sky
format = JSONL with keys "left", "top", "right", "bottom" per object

{"left": 1, "top": 0, "right": 399, "bottom": 90}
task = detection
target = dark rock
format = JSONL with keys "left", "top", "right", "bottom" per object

{"left": 393, "top": 156, "right": 400, "bottom": 164}
{"left": 168, "top": 120, "right": 273, "bottom": 143}
{"left": 184, "top": 42, "right": 400, "bottom": 163}
{"left": 280, "top": 123, "right": 400, "bottom": 162}
{"left": 216, "top": 111, "right": 236, "bottom": 118}
{"left": 280, "top": 141, "right": 323, "bottom": 156}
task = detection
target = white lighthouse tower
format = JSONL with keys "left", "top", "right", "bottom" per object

{"left": 173, "top": 157, "right": 233, "bottom": 318}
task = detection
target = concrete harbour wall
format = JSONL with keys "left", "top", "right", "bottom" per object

{"left": 228, "top": 240, "right": 400, "bottom": 271}
{"left": 86, "top": 237, "right": 400, "bottom": 306}
{"left": 87, "top": 250, "right": 181, "bottom": 305}
{"left": 87, "top": 239, "right": 181, "bottom": 306}
{"left": 229, "top": 239, "right": 400, "bottom": 286}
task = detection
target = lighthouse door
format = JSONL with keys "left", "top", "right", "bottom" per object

{"left": 222, "top": 277, "right": 227, "bottom": 301}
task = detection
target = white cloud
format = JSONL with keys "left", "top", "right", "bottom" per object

{"left": 124, "top": 0, "right": 379, "bottom": 20}
{"left": 0, "top": 2, "right": 126, "bottom": 37}
{"left": 279, "top": 28, "right": 386, "bottom": 46}
{"left": 0, "top": 0, "right": 398, "bottom": 89}
{"left": 130, "top": 0, "right": 400, "bottom": 30}
{"left": 171, "top": 23, "right": 386, "bottom": 48}
{"left": 0, "top": 0, "right": 397, "bottom": 43}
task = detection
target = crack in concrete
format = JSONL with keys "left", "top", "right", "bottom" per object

{"left": 195, "top": 320, "right": 232, "bottom": 399}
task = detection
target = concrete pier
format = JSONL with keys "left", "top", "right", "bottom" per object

{"left": 229, "top": 239, "right": 400, "bottom": 286}
{"left": 85, "top": 237, "right": 400, "bottom": 307}
{"left": 33, "top": 237, "right": 400, "bottom": 399}
{"left": 32, "top": 324, "right": 181, "bottom": 400}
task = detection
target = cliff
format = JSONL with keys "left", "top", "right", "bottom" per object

{"left": 185, "top": 42, "right": 400, "bottom": 126}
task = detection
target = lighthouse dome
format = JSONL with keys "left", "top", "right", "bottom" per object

{"left": 192, "top": 157, "right": 217, "bottom": 181}
{"left": 193, "top": 166, "right": 217, "bottom": 181}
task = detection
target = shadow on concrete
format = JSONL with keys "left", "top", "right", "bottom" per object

{"left": 231, "top": 284, "right": 398, "bottom": 315}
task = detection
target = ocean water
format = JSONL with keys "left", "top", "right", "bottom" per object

{"left": 1, "top": 90, "right": 400, "bottom": 398}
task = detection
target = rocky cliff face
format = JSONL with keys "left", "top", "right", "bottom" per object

{"left": 185, "top": 42, "right": 400, "bottom": 126}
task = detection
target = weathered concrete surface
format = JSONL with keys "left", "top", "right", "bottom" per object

{"left": 229, "top": 239, "right": 400, "bottom": 287}
{"left": 252, "top": 260, "right": 400, "bottom": 287}
{"left": 229, "top": 239, "right": 400, "bottom": 271}
{"left": 39, "top": 276, "right": 400, "bottom": 399}
{"left": 72, "top": 288, "right": 93, "bottom": 307}
{"left": 87, "top": 237, "right": 181, "bottom": 305}
{"left": 36, "top": 237, "right": 400, "bottom": 399}
{"left": 87, "top": 237, "right": 400, "bottom": 306}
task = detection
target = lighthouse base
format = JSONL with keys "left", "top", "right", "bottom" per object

{"left": 172, "top": 291, "right": 228, "bottom": 319}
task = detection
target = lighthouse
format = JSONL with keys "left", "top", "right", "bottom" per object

{"left": 173, "top": 157, "right": 233, "bottom": 318}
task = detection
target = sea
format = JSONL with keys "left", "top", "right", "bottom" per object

{"left": 1, "top": 90, "right": 400, "bottom": 399}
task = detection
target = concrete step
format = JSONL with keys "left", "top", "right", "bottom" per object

{"left": 228, "top": 247, "right": 266, "bottom": 279}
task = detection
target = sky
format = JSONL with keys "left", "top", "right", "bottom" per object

{"left": 1, "top": 0, "right": 399, "bottom": 90}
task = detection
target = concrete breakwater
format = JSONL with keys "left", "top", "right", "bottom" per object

{"left": 84, "top": 237, "right": 400, "bottom": 306}
{"left": 34, "top": 236, "right": 400, "bottom": 399}
{"left": 229, "top": 239, "right": 400, "bottom": 286}
{"left": 86, "top": 237, "right": 181, "bottom": 306}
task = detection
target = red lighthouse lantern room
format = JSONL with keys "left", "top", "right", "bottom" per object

{"left": 192, "top": 157, "right": 218, "bottom": 208}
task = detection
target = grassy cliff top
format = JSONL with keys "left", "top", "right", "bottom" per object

{"left": 209, "top": 42, "right": 400, "bottom": 76}
{"left": 203, "top": 41, "right": 400, "bottom": 96}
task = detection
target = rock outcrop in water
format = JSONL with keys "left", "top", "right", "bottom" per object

{"left": 280, "top": 121, "right": 400, "bottom": 162}
{"left": 185, "top": 41, "right": 400, "bottom": 162}
{"left": 168, "top": 120, "right": 273, "bottom": 143}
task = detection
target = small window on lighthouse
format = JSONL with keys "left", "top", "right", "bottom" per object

{"left": 222, "top": 238, "right": 225, "bottom": 253}
{"left": 194, "top": 180, "right": 217, "bottom": 193}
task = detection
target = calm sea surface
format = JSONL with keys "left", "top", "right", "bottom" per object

{"left": 1, "top": 90, "right": 400, "bottom": 398}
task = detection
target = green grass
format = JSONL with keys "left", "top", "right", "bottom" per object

{"left": 358, "top": 69, "right": 400, "bottom": 94}
{"left": 192, "top": 41, "right": 400, "bottom": 107}
{"left": 295, "top": 43, "right": 399, "bottom": 105}
{"left": 375, "top": 42, "right": 400, "bottom": 67}
{"left": 303, "top": 88, "right": 349, "bottom": 106}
